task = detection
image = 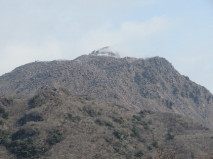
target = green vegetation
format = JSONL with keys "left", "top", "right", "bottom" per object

{"left": 47, "top": 130, "right": 64, "bottom": 146}
{"left": 112, "top": 116, "right": 124, "bottom": 124}
{"left": 131, "top": 125, "right": 145, "bottom": 142}
{"left": 113, "top": 131, "right": 123, "bottom": 139}
{"left": 140, "top": 121, "right": 149, "bottom": 130}
{"left": 112, "top": 142, "right": 120, "bottom": 153}
{"left": 0, "top": 130, "right": 10, "bottom": 145}
{"left": 105, "top": 121, "right": 114, "bottom": 128}
{"left": 95, "top": 119, "right": 114, "bottom": 128}
{"left": 67, "top": 113, "right": 81, "bottom": 122}
{"left": 18, "top": 113, "right": 44, "bottom": 126}
{"left": 0, "top": 118, "right": 5, "bottom": 125}
{"left": 167, "top": 131, "right": 175, "bottom": 140}
{"left": 28, "top": 94, "right": 44, "bottom": 108}
{"left": 11, "top": 129, "right": 38, "bottom": 141}
{"left": 139, "top": 110, "right": 152, "bottom": 117}
{"left": 0, "top": 98, "right": 13, "bottom": 106}
{"left": 0, "top": 127, "right": 64, "bottom": 158}
{"left": 131, "top": 125, "right": 140, "bottom": 138}
{"left": 132, "top": 114, "right": 150, "bottom": 130}
{"left": 132, "top": 115, "right": 142, "bottom": 122}
{"left": 9, "top": 138, "right": 44, "bottom": 159}
{"left": 147, "top": 146, "right": 152, "bottom": 151}
{"left": 0, "top": 86, "right": 212, "bottom": 159}
{"left": 1, "top": 128, "right": 44, "bottom": 159}
{"left": 152, "top": 141, "right": 158, "bottom": 148}
{"left": 134, "top": 150, "right": 144, "bottom": 157}
{"left": 95, "top": 119, "right": 105, "bottom": 126}
{"left": 2, "top": 112, "right": 8, "bottom": 119}
{"left": 0, "top": 107, "right": 9, "bottom": 119}
{"left": 83, "top": 106, "right": 99, "bottom": 117}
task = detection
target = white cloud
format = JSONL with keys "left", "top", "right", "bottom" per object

{"left": 78, "top": 16, "right": 177, "bottom": 56}
{"left": 0, "top": 40, "right": 62, "bottom": 75}
{"left": 0, "top": 15, "right": 179, "bottom": 75}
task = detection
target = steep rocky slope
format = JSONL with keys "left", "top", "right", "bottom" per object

{"left": 0, "top": 87, "right": 213, "bottom": 159}
{"left": 0, "top": 55, "right": 213, "bottom": 129}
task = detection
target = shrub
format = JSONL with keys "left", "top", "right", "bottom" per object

{"left": 113, "top": 131, "right": 122, "bottom": 139}
{"left": 139, "top": 110, "right": 146, "bottom": 117}
{"left": 131, "top": 125, "right": 140, "bottom": 138}
{"left": 140, "top": 121, "right": 149, "bottom": 130}
{"left": 9, "top": 138, "right": 43, "bottom": 158}
{"left": 132, "top": 115, "right": 142, "bottom": 122}
{"left": 0, "top": 130, "right": 10, "bottom": 145}
{"left": 139, "top": 110, "right": 152, "bottom": 116}
{"left": 8, "top": 129, "right": 43, "bottom": 158}
{"left": 131, "top": 125, "right": 145, "bottom": 142}
{"left": 113, "top": 130, "right": 127, "bottom": 140}
{"left": 11, "top": 129, "right": 38, "bottom": 141}
{"left": 95, "top": 119, "right": 114, "bottom": 128}
{"left": 28, "top": 95, "right": 44, "bottom": 108}
{"left": 167, "top": 132, "right": 175, "bottom": 140}
{"left": 47, "top": 131, "right": 64, "bottom": 146}
{"left": 152, "top": 141, "right": 158, "bottom": 148}
{"left": 0, "top": 107, "right": 9, "bottom": 119}
{"left": 0, "top": 119, "right": 5, "bottom": 125}
{"left": 2, "top": 112, "right": 9, "bottom": 119}
{"left": 105, "top": 121, "right": 114, "bottom": 128}
{"left": 95, "top": 119, "right": 105, "bottom": 126}
{"left": 0, "top": 107, "right": 5, "bottom": 114}
{"left": 112, "top": 116, "right": 124, "bottom": 124}
{"left": 135, "top": 150, "right": 144, "bottom": 157}
{"left": 18, "top": 113, "right": 43, "bottom": 126}
{"left": 67, "top": 113, "right": 72, "bottom": 119}
{"left": 112, "top": 142, "right": 123, "bottom": 152}
{"left": 0, "top": 98, "right": 13, "bottom": 106}
{"left": 83, "top": 106, "right": 98, "bottom": 117}
{"left": 67, "top": 113, "right": 81, "bottom": 122}
{"left": 147, "top": 146, "right": 152, "bottom": 151}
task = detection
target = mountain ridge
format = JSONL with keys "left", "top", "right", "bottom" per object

{"left": 0, "top": 55, "right": 213, "bottom": 129}
{"left": 1, "top": 54, "right": 213, "bottom": 158}
{"left": 0, "top": 55, "right": 213, "bottom": 127}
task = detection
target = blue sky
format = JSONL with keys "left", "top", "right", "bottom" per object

{"left": 0, "top": 0, "right": 213, "bottom": 92}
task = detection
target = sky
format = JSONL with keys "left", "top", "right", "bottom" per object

{"left": 0, "top": 0, "right": 213, "bottom": 92}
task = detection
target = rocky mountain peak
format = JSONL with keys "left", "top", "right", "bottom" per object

{"left": 0, "top": 53, "right": 213, "bottom": 129}
{"left": 89, "top": 46, "right": 120, "bottom": 58}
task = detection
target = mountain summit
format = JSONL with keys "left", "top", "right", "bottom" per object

{"left": 0, "top": 54, "right": 213, "bottom": 129}
{"left": 89, "top": 46, "right": 120, "bottom": 58}
{"left": 1, "top": 52, "right": 213, "bottom": 158}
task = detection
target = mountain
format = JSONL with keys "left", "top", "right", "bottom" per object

{"left": 0, "top": 53, "right": 213, "bottom": 129}
{"left": 0, "top": 87, "right": 213, "bottom": 159}
{"left": 1, "top": 50, "right": 213, "bottom": 158}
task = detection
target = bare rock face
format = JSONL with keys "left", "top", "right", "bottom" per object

{"left": 0, "top": 54, "right": 213, "bottom": 129}
{"left": 89, "top": 46, "right": 120, "bottom": 58}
